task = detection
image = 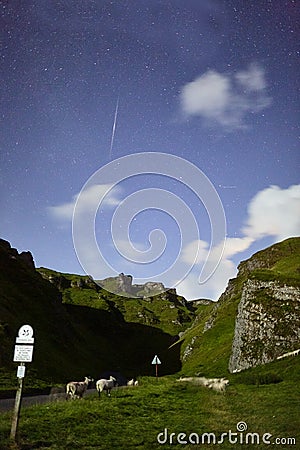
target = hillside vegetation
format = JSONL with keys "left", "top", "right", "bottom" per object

{"left": 0, "top": 237, "right": 299, "bottom": 397}
{"left": 0, "top": 356, "right": 299, "bottom": 449}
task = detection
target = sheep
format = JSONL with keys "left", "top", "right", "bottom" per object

{"left": 127, "top": 378, "right": 139, "bottom": 386}
{"left": 177, "top": 376, "right": 229, "bottom": 393}
{"left": 66, "top": 376, "right": 93, "bottom": 400}
{"left": 96, "top": 376, "right": 117, "bottom": 397}
{"left": 206, "top": 377, "right": 229, "bottom": 392}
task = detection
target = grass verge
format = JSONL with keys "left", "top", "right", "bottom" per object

{"left": 0, "top": 365, "right": 299, "bottom": 450}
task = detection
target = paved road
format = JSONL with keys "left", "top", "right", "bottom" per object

{"left": 0, "top": 389, "right": 97, "bottom": 413}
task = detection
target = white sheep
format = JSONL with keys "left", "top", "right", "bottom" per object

{"left": 127, "top": 378, "right": 139, "bottom": 386}
{"left": 66, "top": 376, "right": 93, "bottom": 400}
{"left": 96, "top": 376, "right": 117, "bottom": 397}
{"left": 207, "top": 377, "right": 229, "bottom": 392}
{"left": 177, "top": 376, "right": 229, "bottom": 392}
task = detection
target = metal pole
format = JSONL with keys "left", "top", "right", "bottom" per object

{"left": 10, "top": 363, "right": 25, "bottom": 442}
{"left": 156, "top": 363, "right": 158, "bottom": 378}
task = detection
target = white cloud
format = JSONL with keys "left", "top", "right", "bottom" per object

{"left": 180, "top": 63, "right": 271, "bottom": 129}
{"left": 48, "top": 184, "right": 122, "bottom": 221}
{"left": 176, "top": 258, "right": 237, "bottom": 301}
{"left": 221, "top": 237, "right": 254, "bottom": 258}
{"left": 177, "top": 236, "right": 253, "bottom": 300}
{"left": 235, "top": 63, "right": 267, "bottom": 91}
{"left": 181, "top": 71, "right": 231, "bottom": 119}
{"left": 177, "top": 184, "right": 300, "bottom": 300}
{"left": 243, "top": 184, "right": 300, "bottom": 240}
{"left": 180, "top": 239, "right": 209, "bottom": 264}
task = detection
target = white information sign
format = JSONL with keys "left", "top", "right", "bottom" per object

{"left": 16, "top": 325, "right": 34, "bottom": 344}
{"left": 13, "top": 345, "right": 34, "bottom": 363}
{"left": 17, "top": 365, "right": 26, "bottom": 378}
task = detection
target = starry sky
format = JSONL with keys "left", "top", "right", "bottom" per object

{"left": 1, "top": 0, "right": 299, "bottom": 300}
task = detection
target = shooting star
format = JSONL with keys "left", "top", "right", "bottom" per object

{"left": 218, "top": 184, "right": 237, "bottom": 189}
{"left": 109, "top": 96, "right": 119, "bottom": 159}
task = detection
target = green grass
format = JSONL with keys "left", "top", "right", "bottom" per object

{"left": 179, "top": 296, "right": 240, "bottom": 377}
{"left": 246, "top": 237, "right": 300, "bottom": 286}
{"left": 0, "top": 361, "right": 299, "bottom": 450}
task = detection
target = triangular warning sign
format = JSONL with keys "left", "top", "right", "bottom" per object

{"left": 151, "top": 355, "right": 161, "bottom": 365}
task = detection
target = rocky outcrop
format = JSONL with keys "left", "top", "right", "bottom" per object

{"left": 229, "top": 280, "right": 300, "bottom": 372}
{"left": 144, "top": 282, "right": 165, "bottom": 295}
{"left": 0, "top": 239, "right": 35, "bottom": 269}
{"left": 117, "top": 273, "right": 133, "bottom": 294}
{"left": 116, "top": 274, "right": 173, "bottom": 297}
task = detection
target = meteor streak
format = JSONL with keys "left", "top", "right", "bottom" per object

{"left": 109, "top": 96, "right": 119, "bottom": 159}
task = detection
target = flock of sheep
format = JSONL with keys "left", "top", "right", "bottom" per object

{"left": 64, "top": 374, "right": 229, "bottom": 400}
{"left": 65, "top": 375, "right": 138, "bottom": 400}
{"left": 176, "top": 376, "right": 229, "bottom": 392}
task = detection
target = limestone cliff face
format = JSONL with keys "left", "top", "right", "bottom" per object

{"left": 229, "top": 279, "right": 300, "bottom": 372}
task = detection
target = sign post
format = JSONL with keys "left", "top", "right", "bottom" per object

{"left": 10, "top": 325, "right": 34, "bottom": 443}
{"left": 151, "top": 355, "right": 161, "bottom": 378}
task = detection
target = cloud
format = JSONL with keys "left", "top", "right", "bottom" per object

{"left": 181, "top": 71, "right": 231, "bottom": 119}
{"left": 221, "top": 237, "right": 254, "bottom": 259}
{"left": 243, "top": 184, "right": 300, "bottom": 240}
{"left": 235, "top": 63, "right": 267, "bottom": 91}
{"left": 177, "top": 236, "right": 253, "bottom": 299}
{"left": 177, "top": 184, "right": 300, "bottom": 300}
{"left": 180, "top": 63, "right": 271, "bottom": 129}
{"left": 181, "top": 239, "right": 209, "bottom": 265}
{"left": 176, "top": 258, "right": 237, "bottom": 301}
{"left": 180, "top": 236, "right": 253, "bottom": 267}
{"left": 48, "top": 184, "right": 122, "bottom": 221}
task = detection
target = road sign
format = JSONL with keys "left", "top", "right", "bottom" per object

{"left": 11, "top": 325, "right": 35, "bottom": 443}
{"left": 17, "top": 365, "right": 26, "bottom": 379}
{"left": 151, "top": 355, "right": 161, "bottom": 365}
{"left": 13, "top": 345, "right": 34, "bottom": 363}
{"left": 16, "top": 324, "right": 34, "bottom": 344}
{"left": 151, "top": 355, "right": 161, "bottom": 378}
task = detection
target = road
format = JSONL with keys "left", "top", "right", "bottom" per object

{"left": 0, "top": 389, "right": 97, "bottom": 413}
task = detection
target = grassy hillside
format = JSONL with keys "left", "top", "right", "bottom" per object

{"left": 37, "top": 267, "right": 196, "bottom": 336}
{"left": 0, "top": 356, "right": 299, "bottom": 449}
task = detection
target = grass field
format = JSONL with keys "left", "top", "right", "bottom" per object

{"left": 0, "top": 357, "right": 299, "bottom": 450}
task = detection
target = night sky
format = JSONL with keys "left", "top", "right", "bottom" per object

{"left": 1, "top": 1, "right": 299, "bottom": 300}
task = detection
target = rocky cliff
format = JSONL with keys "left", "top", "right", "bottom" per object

{"left": 228, "top": 237, "right": 300, "bottom": 372}
{"left": 229, "top": 279, "right": 300, "bottom": 372}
